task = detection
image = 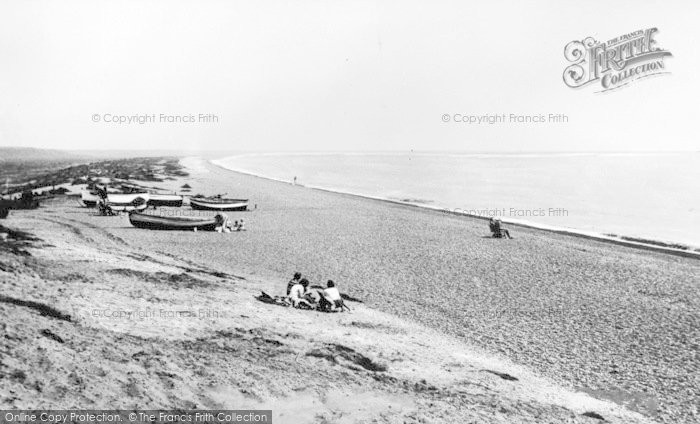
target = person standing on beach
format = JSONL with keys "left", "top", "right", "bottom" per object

{"left": 293, "top": 176, "right": 297, "bottom": 185}
{"left": 287, "top": 272, "right": 302, "bottom": 295}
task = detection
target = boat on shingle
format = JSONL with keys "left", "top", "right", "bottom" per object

{"left": 107, "top": 193, "right": 149, "bottom": 212}
{"left": 190, "top": 197, "right": 248, "bottom": 211}
{"left": 128, "top": 212, "right": 223, "bottom": 231}
{"left": 80, "top": 189, "right": 100, "bottom": 207}
{"left": 147, "top": 193, "right": 183, "bottom": 207}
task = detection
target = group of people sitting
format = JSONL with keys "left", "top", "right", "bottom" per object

{"left": 489, "top": 218, "right": 513, "bottom": 239}
{"left": 286, "top": 272, "right": 347, "bottom": 312}
{"left": 214, "top": 215, "right": 246, "bottom": 233}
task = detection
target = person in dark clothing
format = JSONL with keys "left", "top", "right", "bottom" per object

{"left": 287, "top": 272, "right": 302, "bottom": 295}
{"left": 489, "top": 218, "right": 512, "bottom": 239}
{"left": 95, "top": 185, "right": 108, "bottom": 199}
{"left": 489, "top": 218, "right": 498, "bottom": 235}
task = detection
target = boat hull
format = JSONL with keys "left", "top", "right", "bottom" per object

{"left": 80, "top": 190, "right": 100, "bottom": 208}
{"left": 148, "top": 194, "right": 183, "bottom": 207}
{"left": 190, "top": 198, "right": 248, "bottom": 211}
{"left": 109, "top": 203, "right": 149, "bottom": 212}
{"left": 107, "top": 193, "right": 150, "bottom": 204}
{"left": 0, "top": 197, "right": 39, "bottom": 211}
{"left": 107, "top": 193, "right": 150, "bottom": 212}
{"left": 129, "top": 212, "right": 219, "bottom": 231}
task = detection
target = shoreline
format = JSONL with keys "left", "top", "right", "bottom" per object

{"left": 210, "top": 157, "right": 700, "bottom": 259}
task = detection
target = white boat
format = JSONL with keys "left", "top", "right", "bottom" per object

{"left": 190, "top": 197, "right": 248, "bottom": 211}
{"left": 107, "top": 192, "right": 150, "bottom": 203}
{"left": 80, "top": 190, "right": 100, "bottom": 207}
{"left": 107, "top": 192, "right": 150, "bottom": 212}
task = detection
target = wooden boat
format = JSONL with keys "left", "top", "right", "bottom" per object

{"left": 0, "top": 199, "right": 12, "bottom": 218}
{"left": 107, "top": 192, "right": 150, "bottom": 204}
{"left": 80, "top": 190, "right": 100, "bottom": 207}
{"left": 147, "top": 193, "right": 183, "bottom": 207}
{"left": 107, "top": 193, "right": 150, "bottom": 212}
{"left": 128, "top": 212, "right": 220, "bottom": 231}
{"left": 108, "top": 202, "right": 149, "bottom": 212}
{"left": 190, "top": 197, "right": 248, "bottom": 211}
{"left": 0, "top": 192, "right": 40, "bottom": 211}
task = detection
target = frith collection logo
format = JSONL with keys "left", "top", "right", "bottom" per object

{"left": 563, "top": 28, "right": 672, "bottom": 92}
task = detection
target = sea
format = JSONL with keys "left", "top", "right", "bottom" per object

{"left": 213, "top": 152, "right": 700, "bottom": 250}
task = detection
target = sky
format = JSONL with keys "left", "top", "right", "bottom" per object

{"left": 0, "top": 0, "right": 698, "bottom": 152}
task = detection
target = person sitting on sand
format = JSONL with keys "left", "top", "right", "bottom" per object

{"left": 214, "top": 213, "right": 231, "bottom": 233}
{"left": 489, "top": 218, "right": 512, "bottom": 239}
{"left": 289, "top": 278, "right": 313, "bottom": 309}
{"left": 496, "top": 219, "right": 512, "bottom": 239}
{"left": 237, "top": 219, "right": 245, "bottom": 231}
{"left": 287, "top": 272, "right": 302, "bottom": 295}
{"left": 320, "top": 280, "right": 345, "bottom": 312}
